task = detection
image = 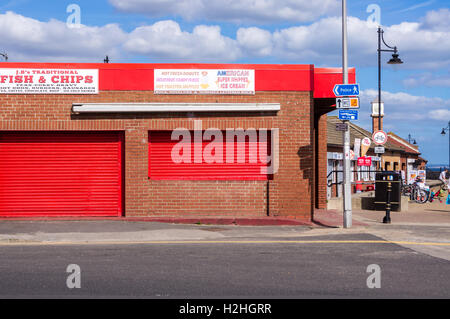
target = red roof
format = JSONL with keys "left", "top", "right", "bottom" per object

{"left": 387, "top": 133, "right": 420, "bottom": 154}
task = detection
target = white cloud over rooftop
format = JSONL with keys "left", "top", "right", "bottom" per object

{"left": 108, "top": 0, "right": 341, "bottom": 24}
{"left": 0, "top": 11, "right": 126, "bottom": 62}
{"left": 1, "top": 10, "right": 449, "bottom": 70}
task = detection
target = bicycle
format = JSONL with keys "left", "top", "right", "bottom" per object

{"left": 429, "top": 183, "right": 448, "bottom": 203}
{"left": 401, "top": 182, "right": 427, "bottom": 203}
{"left": 409, "top": 182, "right": 428, "bottom": 204}
{"left": 401, "top": 184, "right": 412, "bottom": 197}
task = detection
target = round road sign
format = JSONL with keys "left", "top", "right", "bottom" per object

{"left": 372, "top": 130, "right": 388, "bottom": 145}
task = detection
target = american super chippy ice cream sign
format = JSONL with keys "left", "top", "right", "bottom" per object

{"left": 154, "top": 69, "right": 255, "bottom": 95}
{"left": 0, "top": 69, "right": 99, "bottom": 94}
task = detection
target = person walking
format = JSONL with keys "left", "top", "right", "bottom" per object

{"left": 439, "top": 169, "right": 450, "bottom": 204}
{"left": 439, "top": 169, "right": 449, "bottom": 189}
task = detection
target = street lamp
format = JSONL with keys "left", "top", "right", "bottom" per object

{"left": 0, "top": 52, "right": 7, "bottom": 61}
{"left": 408, "top": 134, "right": 417, "bottom": 145}
{"left": 377, "top": 27, "right": 403, "bottom": 131}
{"left": 377, "top": 28, "right": 403, "bottom": 225}
{"left": 441, "top": 121, "right": 450, "bottom": 169}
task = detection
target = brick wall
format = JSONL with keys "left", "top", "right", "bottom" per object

{"left": 0, "top": 90, "right": 315, "bottom": 220}
{"left": 371, "top": 115, "right": 383, "bottom": 133}
{"left": 316, "top": 112, "right": 328, "bottom": 209}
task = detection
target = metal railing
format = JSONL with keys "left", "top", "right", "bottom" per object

{"left": 327, "top": 169, "right": 379, "bottom": 187}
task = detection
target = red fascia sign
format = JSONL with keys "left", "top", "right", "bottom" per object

{"left": 0, "top": 68, "right": 99, "bottom": 94}
{"left": 0, "top": 63, "right": 355, "bottom": 97}
{"left": 357, "top": 156, "right": 372, "bottom": 166}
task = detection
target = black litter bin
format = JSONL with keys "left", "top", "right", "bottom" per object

{"left": 374, "top": 171, "right": 401, "bottom": 211}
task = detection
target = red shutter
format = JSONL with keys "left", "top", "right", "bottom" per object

{"left": 149, "top": 131, "right": 270, "bottom": 180}
{"left": 0, "top": 132, "right": 123, "bottom": 217}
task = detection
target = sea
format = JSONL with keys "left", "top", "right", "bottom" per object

{"left": 427, "top": 164, "right": 449, "bottom": 171}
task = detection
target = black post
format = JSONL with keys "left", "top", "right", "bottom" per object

{"left": 383, "top": 181, "right": 392, "bottom": 224}
{"left": 378, "top": 27, "right": 382, "bottom": 132}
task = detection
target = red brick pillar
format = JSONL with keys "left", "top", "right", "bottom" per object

{"left": 316, "top": 113, "right": 328, "bottom": 209}
{"left": 372, "top": 115, "right": 383, "bottom": 133}
{"left": 124, "top": 124, "right": 149, "bottom": 216}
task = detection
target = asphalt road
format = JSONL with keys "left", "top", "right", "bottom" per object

{"left": 0, "top": 233, "right": 449, "bottom": 299}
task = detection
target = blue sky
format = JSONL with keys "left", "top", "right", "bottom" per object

{"left": 0, "top": 0, "right": 449, "bottom": 164}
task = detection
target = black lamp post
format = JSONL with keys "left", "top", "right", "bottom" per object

{"left": 441, "top": 121, "right": 450, "bottom": 170}
{"left": 377, "top": 27, "right": 403, "bottom": 131}
{"left": 378, "top": 28, "right": 403, "bottom": 225}
{"left": 408, "top": 134, "right": 417, "bottom": 145}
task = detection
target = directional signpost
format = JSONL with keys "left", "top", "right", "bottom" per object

{"left": 333, "top": 84, "right": 360, "bottom": 97}
{"left": 336, "top": 97, "right": 360, "bottom": 109}
{"left": 334, "top": 83, "right": 360, "bottom": 124}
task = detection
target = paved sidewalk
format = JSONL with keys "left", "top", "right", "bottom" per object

{"left": 0, "top": 200, "right": 448, "bottom": 249}
{"left": 353, "top": 198, "right": 450, "bottom": 226}
{"left": 318, "top": 194, "right": 450, "bottom": 227}
{"left": 0, "top": 219, "right": 316, "bottom": 244}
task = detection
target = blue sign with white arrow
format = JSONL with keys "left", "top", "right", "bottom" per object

{"left": 333, "top": 84, "right": 360, "bottom": 97}
{"left": 338, "top": 109, "right": 358, "bottom": 121}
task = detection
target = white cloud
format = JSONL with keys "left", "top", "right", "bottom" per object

{"left": 349, "top": 89, "right": 449, "bottom": 163}
{"left": 0, "top": 11, "right": 126, "bottom": 62}
{"left": 421, "top": 8, "right": 450, "bottom": 31}
{"left": 1, "top": 9, "right": 449, "bottom": 70}
{"left": 108, "top": 0, "right": 340, "bottom": 24}
{"left": 124, "top": 20, "right": 241, "bottom": 62}
{"left": 428, "top": 109, "right": 450, "bottom": 121}
{"left": 234, "top": 15, "right": 450, "bottom": 69}
{"left": 404, "top": 72, "right": 450, "bottom": 88}
{"left": 360, "top": 89, "right": 450, "bottom": 122}
{"left": 271, "top": 16, "right": 374, "bottom": 64}
{"left": 387, "top": 21, "right": 450, "bottom": 69}
{"left": 395, "top": 1, "right": 435, "bottom": 13}
{"left": 236, "top": 27, "right": 273, "bottom": 57}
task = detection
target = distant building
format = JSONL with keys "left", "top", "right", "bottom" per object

{"left": 387, "top": 132, "right": 427, "bottom": 183}
{"left": 326, "top": 116, "right": 426, "bottom": 199}
{"left": 370, "top": 100, "right": 427, "bottom": 182}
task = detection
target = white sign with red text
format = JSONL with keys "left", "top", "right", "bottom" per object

{"left": 0, "top": 69, "right": 99, "bottom": 94}
{"left": 154, "top": 69, "right": 255, "bottom": 95}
